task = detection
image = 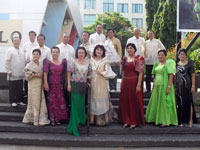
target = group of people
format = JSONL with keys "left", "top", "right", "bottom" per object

{"left": 4, "top": 24, "right": 197, "bottom": 137}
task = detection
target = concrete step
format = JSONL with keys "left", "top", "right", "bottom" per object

{"left": 0, "top": 120, "right": 200, "bottom": 135}
{"left": 0, "top": 112, "right": 24, "bottom": 121}
{"left": 110, "top": 98, "right": 149, "bottom": 106}
{"left": 0, "top": 132, "right": 200, "bottom": 147}
{"left": 0, "top": 103, "right": 26, "bottom": 112}
{"left": 110, "top": 92, "right": 151, "bottom": 99}
{"left": 0, "top": 102, "right": 149, "bottom": 114}
{"left": 112, "top": 105, "right": 147, "bottom": 114}
{"left": 0, "top": 104, "right": 200, "bottom": 122}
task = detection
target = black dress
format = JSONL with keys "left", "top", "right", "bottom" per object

{"left": 176, "top": 60, "right": 197, "bottom": 125}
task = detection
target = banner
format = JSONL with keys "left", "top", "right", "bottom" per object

{"left": 0, "top": 20, "right": 22, "bottom": 46}
{"left": 177, "top": 0, "right": 200, "bottom": 32}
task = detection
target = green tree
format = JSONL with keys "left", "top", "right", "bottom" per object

{"left": 155, "top": 0, "right": 177, "bottom": 49}
{"left": 145, "top": 0, "right": 160, "bottom": 31}
{"left": 146, "top": 0, "right": 177, "bottom": 49}
{"left": 84, "top": 12, "right": 134, "bottom": 54}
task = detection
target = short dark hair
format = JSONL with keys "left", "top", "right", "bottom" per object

{"left": 107, "top": 29, "right": 115, "bottom": 33}
{"left": 96, "top": 24, "right": 103, "bottom": 28}
{"left": 51, "top": 46, "right": 60, "bottom": 53}
{"left": 126, "top": 43, "right": 137, "bottom": 53}
{"left": 75, "top": 47, "right": 87, "bottom": 58}
{"left": 37, "top": 34, "right": 45, "bottom": 40}
{"left": 178, "top": 48, "right": 187, "bottom": 56}
{"left": 93, "top": 45, "right": 106, "bottom": 58}
{"left": 158, "top": 49, "right": 167, "bottom": 56}
{"left": 82, "top": 31, "right": 90, "bottom": 36}
{"left": 32, "top": 49, "right": 41, "bottom": 55}
{"left": 29, "top": 31, "right": 36, "bottom": 36}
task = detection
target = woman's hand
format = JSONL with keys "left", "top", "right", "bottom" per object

{"left": 136, "top": 85, "right": 141, "bottom": 92}
{"left": 35, "top": 73, "right": 42, "bottom": 78}
{"left": 166, "top": 87, "right": 171, "bottom": 95}
{"left": 95, "top": 70, "right": 101, "bottom": 75}
{"left": 44, "top": 83, "right": 49, "bottom": 92}
{"left": 152, "top": 84, "right": 155, "bottom": 90}
{"left": 87, "top": 83, "right": 91, "bottom": 87}
{"left": 67, "top": 84, "right": 71, "bottom": 92}
{"left": 8, "top": 73, "right": 12, "bottom": 77}
{"left": 191, "top": 86, "right": 195, "bottom": 93}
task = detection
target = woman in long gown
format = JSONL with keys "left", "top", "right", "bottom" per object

{"left": 67, "top": 47, "right": 90, "bottom": 136}
{"left": 90, "top": 45, "right": 116, "bottom": 126}
{"left": 176, "top": 48, "right": 197, "bottom": 127}
{"left": 119, "top": 43, "right": 145, "bottom": 129}
{"left": 23, "top": 49, "right": 50, "bottom": 126}
{"left": 146, "top": 50, "right": 178, "bottom": 127}
{"left": 43, "top": 46, "right": 68, "bottom": 126}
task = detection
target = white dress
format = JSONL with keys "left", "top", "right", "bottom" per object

{"left": 90, "top": 57, "right": 116, "bottom": 115}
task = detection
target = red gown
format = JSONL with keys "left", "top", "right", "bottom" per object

{"left": 119, "top": 58, "right": 145, "bottom": 126}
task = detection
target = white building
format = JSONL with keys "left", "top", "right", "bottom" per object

{"left": 79, "top": 0, "right": 146, "bottom": 31}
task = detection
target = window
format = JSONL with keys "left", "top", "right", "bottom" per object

{"left": 132, "top": 18, "right": 143, "bottom": 28}
{"left": 84, "top": 15, "right": 96, "bottom": 25}
{"left": 103, "top": 0, "right": 114, "bottom": 12}
{"left": 85, "top": 0, "right": 96, "bottom": 9}
{"left": 117, "top": 3, "right": 128, "bottom": 13}
{"left": 132, "top": 4, "right": 143, "bottom": 13}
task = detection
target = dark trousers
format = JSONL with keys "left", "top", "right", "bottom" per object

{"left": 145, "top": 65, "right": 153, "bottom": 92}
{"left": 24, "top": 80, "right": 28, "bottom": 96}
{"left": 9, "top": 80, "right": 24, "bottom": 104}
{"left": 109, "top": 65, "right": 120, "bottom": 90}
{"left": 23, "top": 80, "right": 28, "bottom": 103}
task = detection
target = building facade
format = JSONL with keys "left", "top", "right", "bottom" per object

{"left": 0, "top": 0, "right": 83, "bottom": 73}
{"left": 0, "top": 0, "right": 83, "bottom": 90}
{"left": 79, "top": 0, "right": 146, "bottom": 31}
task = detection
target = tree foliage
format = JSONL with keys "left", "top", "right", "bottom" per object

{"left": 146, "top": 0, "right": 177, "bottom": 49}
{"left": 83, "top": 12, "right": 134, "bottom": 53}
{"left": 145, "top": 0, "right": 160, "bottom": 31}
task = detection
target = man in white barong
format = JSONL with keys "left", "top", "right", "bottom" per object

{"left": 144, "top": 30, "right": 165, "bottom": 93}
{"left": 80, "top": 31, "right": 93, "bottom": 58}
{"left": 29, "top": 34, "right": 51, "bottom": 65}
{"left": 5, "top": 37, "right": 26, "bottom": 107}
{"left": 106, "top": 29, "right": 122, "bottom": 92}
{"left": 57, "top": 33, "right": 75, "bottom": 62}
{"left": 89, "top": 24, "right": 106, "bottom": 46}
{"left": 23, "top": 31, "right": 38, "bottom": 63}
{"left": 23, "top": 31, "right": 38, "bottom": 97}
{"left": 125, "top": 28, "right": 145, "bottom": 57}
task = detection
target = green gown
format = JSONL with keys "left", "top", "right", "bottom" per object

{"left": 67, "top": 60, "right": 89, "bottom": 136}
{"left": 67, "top": 91, "right": 86, "bottom": 136}
{"left": 146, "top": 59, "right": 178, "bottom": 126}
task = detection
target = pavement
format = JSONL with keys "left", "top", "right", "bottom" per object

{"left": 0, "top": 145, "right": 199, "bottom": 150}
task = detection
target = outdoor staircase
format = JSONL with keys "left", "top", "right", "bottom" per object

{"left": 0, "top": 92, "right": 200, "bottom": 147}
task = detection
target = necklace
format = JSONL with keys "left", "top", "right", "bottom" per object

{"left": 179, "top": 60, "right": 187, "bottom": 66}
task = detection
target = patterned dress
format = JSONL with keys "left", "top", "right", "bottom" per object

{"left": 176, "top": 60, "right": 197, "bottom": 125}
{"left": 23, "top": 61, "right": 50, "bottom": 126}
{"left": 90, "top": 56, "right": 116, "bottom": 125}
{"left": 43, "top": 58, "right": 68, "bottom": 122}
{"left": 67, "top": 59, "right": 90, "bottom": 136}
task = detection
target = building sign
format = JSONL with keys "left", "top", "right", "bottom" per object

{"left": 0, "top": 20, "right": 22, "bottom": 46}
{"left": 177, "top": 0, "right": 200, "bottom": 32}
